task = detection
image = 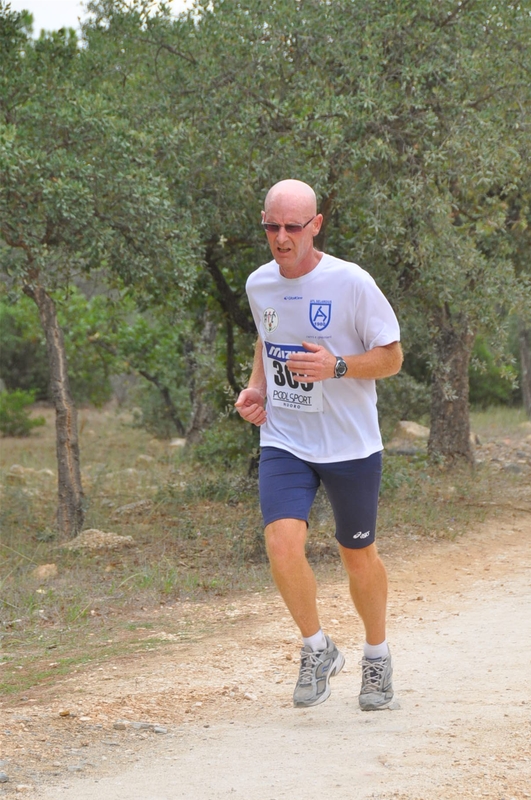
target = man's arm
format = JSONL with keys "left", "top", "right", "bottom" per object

{"left": 286, "top": 341, "right": 403, "bottom": 382}
{"left": 234, "top": 337, "right": 268, "bottom": 426}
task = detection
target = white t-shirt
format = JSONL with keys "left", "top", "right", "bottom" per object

{"left": 246, "top": 253, "right": 400, "bottom": 463}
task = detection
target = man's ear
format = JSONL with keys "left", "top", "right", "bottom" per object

{"left": 313, "top": 214, "right": 324, "bottom": 234}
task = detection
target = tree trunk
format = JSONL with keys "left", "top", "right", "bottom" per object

{"left": 519, "top": 321, "right": 531, "bottom": 419}
{"left": 137, "top": 370, "right": 186, "bottom": 436}
{"left": 186, "top": 317, "right": 218, "bottom": 444}
{"left": 23, "top": 284, "right": 84, "bottom": 538}
{"left": 428, "top": 309, "right": 475, "bottom": 466}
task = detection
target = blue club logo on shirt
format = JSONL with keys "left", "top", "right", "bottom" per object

{"left": 309, "top": 301, "right": 331, "bottom": 331}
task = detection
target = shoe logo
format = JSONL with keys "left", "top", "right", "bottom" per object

{"left": 353, "top": 530, "right": 370, "bottom": 539}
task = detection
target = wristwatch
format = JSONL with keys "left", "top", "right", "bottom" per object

{"left": 334, "top": 356, "right": 348, "bottom": 378}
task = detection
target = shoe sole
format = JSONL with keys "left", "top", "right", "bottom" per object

{"left": 293, "top": 650, "right": 346, "bottom": 709}
{"left": 359, "top": 690, "right": 394, "bottom": 711}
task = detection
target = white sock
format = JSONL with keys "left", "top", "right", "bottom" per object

{"left": 303, "top": 629, "right": 327, "bottom": 652}
{"left": 364, "top": 640, "right": 389, "bottom": 660}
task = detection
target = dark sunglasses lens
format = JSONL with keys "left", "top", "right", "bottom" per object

{"left": 262, "top": 223, "right": 304, "bottom": 233}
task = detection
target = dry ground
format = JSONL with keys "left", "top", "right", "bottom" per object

{"left": 1, "top": 408, "right": 530, "bottom": 798}
{"left": 1, "top": 508, "right": 531, "bottom": 800}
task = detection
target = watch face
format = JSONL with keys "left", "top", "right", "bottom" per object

{"left": 335, "top": 358, "right": 347, "bottom": 377}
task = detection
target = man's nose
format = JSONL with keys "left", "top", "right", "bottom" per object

{"left": 276, "top": 226, "right": 290, "bottom": 243}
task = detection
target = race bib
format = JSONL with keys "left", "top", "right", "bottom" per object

{"left": 264, "top": 341, "right": 323, "bottom": 413}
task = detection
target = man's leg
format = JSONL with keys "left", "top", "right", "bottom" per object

{"left": 265, "top": 517, "right": 320, "bottom": 637}
{"left": 339, "top": 542, "right": 394, "bottom": 710}
{"left": 265, "top": 517, "right": 344, "bottom": 707}
{"left": 338, "top": 542, "right": 387, "bottom": 645}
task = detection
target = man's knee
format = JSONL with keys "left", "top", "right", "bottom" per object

{"left": 265, "top": 518, "right": 308, "bottom": 563}
{"left": 339, "top": 542, "right": 381, "bottom": 577}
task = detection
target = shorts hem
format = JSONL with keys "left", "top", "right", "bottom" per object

{"left": 335, "top": 533, "right": 376, "bottom": 550}
{"left": 262, "top": 514, "right": 309, "bottom": 530}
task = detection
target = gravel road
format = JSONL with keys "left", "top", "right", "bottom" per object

{"left": 26, "top": 512, "right": 531, "bottom": 800}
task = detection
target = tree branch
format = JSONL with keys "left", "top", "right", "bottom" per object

{"left": 204, "top": 241, "right": 255, "bottom": 334}
{"left": 435, "top": 0, "right": 476, "bottom": 30}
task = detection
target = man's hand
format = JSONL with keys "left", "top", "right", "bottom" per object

{"left": 235, "top": 387, "right": 267, "bottom": 426}
{"left": 286, "top": 341, "right": 335, "bottom": 382}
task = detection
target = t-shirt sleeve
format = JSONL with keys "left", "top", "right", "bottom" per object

{"left": 354, "top": 275, "right": 401, "bottom": 351}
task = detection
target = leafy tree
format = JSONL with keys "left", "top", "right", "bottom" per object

{"left": 0, "top": 289, "right": 118, "bottom": 405}
{"left": 0, "top": 292, "right": 49, "bottom": 398}
{"left": 0, "top": 388, "right": 45, "bottom": 436}
{"left": 85, "top": 0, "right": 531, "bottom": 464}
{"left": 89, "top": 302, "right": 226, "bottom": 439}
{"left": 0, "top": 4, "right": 197, "bottom": 536}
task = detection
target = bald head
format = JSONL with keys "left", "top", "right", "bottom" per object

{"left": 264, "top": 180, "right": 317, "bottom": 217}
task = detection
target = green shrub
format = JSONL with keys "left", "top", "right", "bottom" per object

{"left": 0, "top": 292, "right": 114, "bottom": 407}
{"left": 191, "top": 416, "right": 260, "bottom": 470}
{"left": 377, "top": 371, "right": 431, "bottom": 439}
{"left": 469, "top": 336, "right": 519, "bottom": 408}
{"left": 0, "top": 299, "right": 49, "bottom": 400}
{"left": 131, "top": 383, "right": 187, "bottom": 440}
{"left": 0, "top": 389, "right": 45, "bottom": 437}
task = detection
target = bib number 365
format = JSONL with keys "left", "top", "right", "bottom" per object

{"left": 272, "top": 360, "right": 313, "bottom": 392}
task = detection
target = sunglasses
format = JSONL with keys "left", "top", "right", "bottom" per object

{"left": 261, "top": 216, "right": 315, "bottom": 234}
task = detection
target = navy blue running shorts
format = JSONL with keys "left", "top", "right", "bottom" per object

{"left": 258, "top": 446, "right": 383, "bottom": 550}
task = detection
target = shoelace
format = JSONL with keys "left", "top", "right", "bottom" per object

{"left": 298, "top": 649, "right": 323, "bottom": 685}
{"left": 360, "top": 657, "right": 386, "bottom": 691}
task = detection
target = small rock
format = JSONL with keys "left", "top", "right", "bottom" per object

{"left": 135, "top": 455, "right": 155, "bottom": 465}
{"left": 5, "top": 471, "right": 26, "bottom": 485}
{"left": 153, "top": 726, "right": 168, "bottom": 735}
{"left": 503, "top": 463, "right": 522, "bottom": 474}
{"left": 0, "top": 773, "right": 9, "bottom": 783}
{"left": 58, "top": 709, "right": 71, "bottom": 717}
{"left": 113, "top": 722, "right": 128, "bottom": 730}
{"left": 106, "top": 467, "right": 139, "bottom": 477}
{"left": 61, "top": 529, "right": 135, "bottom": 552}
{"left": 386, "top": 444, "right": 425, "bottom": 456}
{"left": 131, "top": 722, "right": 154, "bottom": 731}
{"left": 32, "top": 563, "right": 58, "bottom": 581}
{"left": 243, "top": 692, "right": 257, "bottom": 701}
{"left": 113, "top": 500, "right": 153, "bottom": 518}
{"left": 169, "top": 438, "right": 186, "bottom": 448}
{"left": 392, "top": 421, "right": 430, "bottom": 441}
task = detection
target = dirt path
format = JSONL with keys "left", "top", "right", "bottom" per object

{"left": 3, "top": 511, "right": 531, "bottom": 800}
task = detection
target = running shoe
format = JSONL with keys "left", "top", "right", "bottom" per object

{"left": 293, "top": 635, "right": 345, "bottom": 708}
{"left": 359, "top": 651, "right": 394, "bottom": 711}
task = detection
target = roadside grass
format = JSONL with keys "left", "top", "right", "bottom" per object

{"left": 1, "top": 404, "right": 529, "bottom": 699}
{"left": 470, "top": 405, "right": 529, "bottom": 438}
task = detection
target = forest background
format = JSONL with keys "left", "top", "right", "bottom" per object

{"left": 1, "top": 0, "right": 531, "bottom": 541}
